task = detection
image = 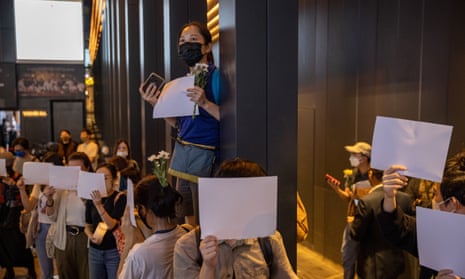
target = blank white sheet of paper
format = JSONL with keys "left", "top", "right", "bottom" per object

{"left": 371, "top": 116, "right": 452, "bottom": 182}
{"left": 77, "top": 171, "right": 107, "bottom": 199}
{"left": 23, "top": 162, "right": 52, "bottom": 185}
{"left": 198, "top": 176, "right": 277, "bottom": 240}
{"left": 152, "top": 75, "right": 197, "bottom": 118}
{"left": 49, "top": 165, "right": 81, "bottom": 190}
{"left": 417, "top": 207, "right": 465, "bottom": 277}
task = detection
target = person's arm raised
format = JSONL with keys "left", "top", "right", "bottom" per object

{"left": 382, "top": 165, "right": 408, "bottom": 213}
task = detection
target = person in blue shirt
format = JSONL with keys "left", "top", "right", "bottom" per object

{"left": 140, "top": 21, "right": 220, "bottom": 226}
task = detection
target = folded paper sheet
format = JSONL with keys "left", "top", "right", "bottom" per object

{"left": 371, "top": 116, "right": 452, "bottom": 182}
{"left": 198, "top": 176, "right": 277, "bottom": 240}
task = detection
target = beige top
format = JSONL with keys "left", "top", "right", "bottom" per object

{"left": 77, "top": 141, "right": 99, "bottom": 169}
{"left": 173, "top": 230, "right": 298, "bottom": 279}
{"left": 119, "top": 225, "right": 187, "bottom": 279}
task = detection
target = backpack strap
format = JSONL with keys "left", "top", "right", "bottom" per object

{"left": 195, "top": 227, "right": 203, "bottom": 267}
{"left": 211, "top": 68, "right": 220, "bottom": 104}
{"left": 258, "top": 237, "right": 273, "bottom": 272}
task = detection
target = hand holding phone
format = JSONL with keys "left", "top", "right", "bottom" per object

{"left": 325, "top": 173, "right": 341, "bottom": 186}
{"left": 141, "top": 72, "right": 165, "bottom": 93}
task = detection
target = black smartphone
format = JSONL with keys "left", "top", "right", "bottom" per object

{"left": 141, "top": 72, "right": 165, "bottom": 93}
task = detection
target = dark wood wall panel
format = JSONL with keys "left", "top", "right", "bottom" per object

{"left": 419, "top": 0, "right": 449, "bottom": 123}
{"left": 298, "top": 0, "right": 465, "bottom": 264}
{"left": 446, "top": 0, "right": 465, "bottom": 152}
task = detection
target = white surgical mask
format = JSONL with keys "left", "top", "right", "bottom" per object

{"left": 116, "top": 151, "right": 128, "bottom": 158}
{"left": 349, "top": 155, "right": 360, "bottom": 167}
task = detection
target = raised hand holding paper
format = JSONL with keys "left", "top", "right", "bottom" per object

{"left": 152, "top": 75, "right": 196, "bottom": 118}
{"left": 198, "top": 176, "right": 277, "bottom": 240}
{"left": 77, "top": 171, "right": 107, "bottom": 199}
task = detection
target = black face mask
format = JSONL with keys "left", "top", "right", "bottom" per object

{"left": 178, "top": 42, "right": 204, "bottom": 67}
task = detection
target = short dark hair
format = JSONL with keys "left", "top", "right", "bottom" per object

{"left": 42, "top": 151, "right": 63, "bottom": 166}
{"left": 441, "top": 153, "right": 465, "bottom": 205}
{"left": 109, "top": 156, "right": 128, "bottom": 171}
{"left": 68, "top": 152, "right": 93, "bottom": 172}
{"left": 81, "top": 128, "right": 92, "bottom": 135}
{"left": 12, "top": 137, "right": 30, "bottom": 150}
{"left": 60, "top": 129, "right": 71, "bottom": 136}
{"left": 215, "top": 158, "right": 267, "bottom": 178}
{"left": 96, "top": 163, "right": 117, "bottom": 179}
{"left": 134, "top": 175, "right": 182, "bottom": 219}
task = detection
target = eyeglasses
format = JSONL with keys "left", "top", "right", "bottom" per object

{"left": 436, "top": 197, "right": 452, "bottom": 208}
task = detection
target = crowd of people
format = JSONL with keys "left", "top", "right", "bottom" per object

{"left": 0, "top": 22, "right": 298, "bottom": 279}
{"left": 2, "top": 19, "right": 463, "bottom": 279}
{"left": 326, "top": 141, "right": 465, "bottom": 279}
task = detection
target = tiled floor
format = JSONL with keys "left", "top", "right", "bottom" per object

{"left": 297, "top": 243, "right": 344, "bottom": 279}
{"left": 2, "top": 243, "right": 343, "bottom": 279}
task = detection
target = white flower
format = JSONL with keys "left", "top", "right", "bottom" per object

{"left": 158, "top": 150, "right": 170, "bottom": 159}
{"left": 192, "top": 63, "right": 209, "bottom": 75}
{"left": 148, "top": 151, "right": 171, "bottom": 187}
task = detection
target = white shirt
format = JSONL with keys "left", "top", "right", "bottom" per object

{"left": 31, "top": 184, "right": 54, "bottom": 224}
{"left": 119, "top": 225, "right": 187, "bottom": 279}
{"left": 77, "top": 141, "right": 99, "bottom": 169}
{"left": 64, "top": 190, "right": 86, "bottom": 227}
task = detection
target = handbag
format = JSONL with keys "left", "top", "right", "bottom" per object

{"left": 46, "top": 223, "right": 56, "bottom": 258}
{"left": 111, "top": 192, "right": 126, "bottom": 256}
{"left": 297, "top": 192, "right": 309, "bottom": 242}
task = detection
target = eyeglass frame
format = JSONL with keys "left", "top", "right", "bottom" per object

{"left": 436, "top": 197, "right": 453, "bottom": 208}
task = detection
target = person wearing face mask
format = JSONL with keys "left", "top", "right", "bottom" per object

{"left": 112, "top": 139, "right": 140, "bottom": 172}
{"left": 139, "top": 21, "right": 220, "bottom": 227}
{"left": 77, "top": 128, "right": 99, "bottom": 170}
{"left": 349, "top": 169, "right": 417, "bottom": 279}
{"left": 326, "top": 141, "right": 373, "bottom": 279}
{"left": 57, "top": 129, "right": 78, "bottom": 165}
{"left": 11, "top": 137, "right": 37, "bottom": 179}
{"left": 379, "top": 152, "right": 465, "bottom": 279}
{"left": 85, "top": 163, "right": 127, "bottom": 279}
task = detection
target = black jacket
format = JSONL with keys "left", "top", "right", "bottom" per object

{"left": 350, "top": 186, "right": 414, "bottom": 279}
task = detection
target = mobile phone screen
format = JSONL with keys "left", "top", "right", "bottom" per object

{"left": 142, "top": 72, "right": 165, "bottom": 92}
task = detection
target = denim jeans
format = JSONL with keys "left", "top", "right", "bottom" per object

{"left": 36, "top": 223, "right": 54, "bottom": 279}
{"left": 88, "top": 246, "right": 120, "bottom": 279}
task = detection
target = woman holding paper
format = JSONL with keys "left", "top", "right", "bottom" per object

{"left": 118, "top": 175, "right": 189, "bottom": 279}
{"left": 139, "top": 21, "right": 220, "bottom": 226}
{"left": 173, "top": 158, "right": 298, "bottom": 279}
{"left": 16, "top": 151, "right": 62, "bottom": 279}
{"left": 52, "top": 152, "right": 93, "bottom": 279}
{"left": 380, "top": 152, "right": 465, "bottom": 279}
{"left": 85, "top": 163, "right": 127, "bottom": 279}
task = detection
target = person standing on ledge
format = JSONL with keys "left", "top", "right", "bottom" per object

{"left": 139, "top": 21, "right": 221, "bottom": 226}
